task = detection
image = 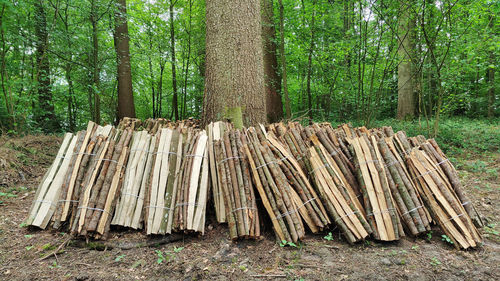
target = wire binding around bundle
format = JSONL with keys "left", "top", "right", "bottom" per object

{"left": 94, "top": 158, "right": 119, "bottom": 164}
{"left": 175, "top": 202, "right": 198, "bottom": 207}
{"left": 217, "top": 156, "right": 243, "bottom": 165}
{"left": 411, "top": 158, "right": 450, "bottom": 180}
{"left": 309, "top": 163, "right": 330, "bottom": 174}
{"left": 77, "top": 206, "right": 111, "bottom": 216}
{"left": 58, "top": 199, "right": 79, "bottom": 203}
{"left": 184, "top": 154, "right": 207, "bottom": 159}
{"left": 254, "top": 155, "right": 290, "bottom": 170}
{"left": 384, "top": 159, "right": 404, "bottom": 168}
{"left": 144, "top": 205, "right": 172, "bottom": 210}
{"left": 367, "top": 208, "right": 395, "bottom": 217}
{"left": 231, "top": 206, "right": 257, "bottom": 213}
{"left": 358, "top": 159, "right": 380, "bottom": 166}
{"left": 334, "top": 210, "right": 360, "bottom": 224}
{"left": 273, "top": 197, "right": 316, "bottom": 220}
{"left": 35, "top": 200, "right": 57, "bottom": 207}
{"left": 445, "top": 213, "right": 464, "bottom": 222}
{"left": 122, "top": 192, "right": 143, "bottom": 200}
{"left": 153, "top": 151, "right": 178, "bottom": 156}
{"left": 402, "top": 205, "right": 423, "bottom": 215}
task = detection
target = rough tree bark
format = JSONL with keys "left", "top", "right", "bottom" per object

{"left": 397, "top": 1, "right": 416, "bottom": 120}
{"left": 202, "top": 0, "right": 266, "bottom": 126}
{"left": 262, "top": 0, "right": 283, "bottom": 123}
{"left": 114, "top": 0, "right": 136, "bottom": 120}
{"left": 34, "top": 0, "right": 59, "bottom": 132}
{"left": 90, "top": 0, "right": 100, "bottom": 124}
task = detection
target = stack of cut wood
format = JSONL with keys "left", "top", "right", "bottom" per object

{"left": 244, "top": 127, "right": 327, "bottom": 243}
{"left": 400, "top": 133, "right": 483, "bottom": 229}
{"left": 29, "top": 121, "right": 133, "bottom": 239}
{"left": 26, "top": 118, "right": 482, "bottom": 249}
{"left": 26, "top": 133, "right": 78, "bottom": 229}
{"left": 264, "top": 130, "right": 330, "bottom": 234}
{"left": 111, "top": 130, "right": 154, "bottom": 229}
{"left": 70, "top": 127, "right": 132, "bottom": 239}
{"left": 405, "top": 141, "right": 482, "bottom": 249}
{"left": 136, "top": 127, "right": 210, "bottom": 235}
{"left": 307, "top": 134, "right": 371, "bottom": 243}
{"left": 207, "top": 121, "right": 232, "bottom": 223}
{"left": 213, "top": 128, "right": 260, "bottom": 239}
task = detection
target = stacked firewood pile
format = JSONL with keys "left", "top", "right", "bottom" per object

{"left": 27, "top": 119, "right": 482, "bottom": 249}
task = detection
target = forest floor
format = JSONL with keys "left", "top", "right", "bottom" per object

{"left": 0, "top": 126, "right": 499, "bottom": 281}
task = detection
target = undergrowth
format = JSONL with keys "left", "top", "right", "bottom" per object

{"left": 332, "top": 117, "right": 500, "bottom": 157}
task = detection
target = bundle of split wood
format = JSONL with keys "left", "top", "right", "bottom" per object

{"left": 27, "top": 119, "right": 482, "bottom": 249}
{"left": 27, "top": 122, "right": 132, "bottom": 239}
{"left": 401, "top": 137, "right": 482, "bottom": 249}
{"left": 111, "top": 127, "right": 210, "bottom": 235}
{"left": 213, "top": 127, "right": 260, "bottom": 239}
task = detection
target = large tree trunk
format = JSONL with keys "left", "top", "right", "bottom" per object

{"left": 396, "top": 1, "right": 415, "bottom": 120}
{"left": 202, "top": 0, "right": 266, "bottom": 126}
{"left": 34, "top": 0, "right": 59, "bottom": 132}
{"left": 169, "top": 0, "right": 179, "bottom": 120}
{"left": 114, "top": 0, "right": 136, "bottom": 120}
{"left": 262, "top": 0, "right": 283, "bottom": 123}
{"left": 90, "top": 0, "right": 100, "bottom": 124}
{"left": 277, "top": 0, "right": 291, "bottom": 119}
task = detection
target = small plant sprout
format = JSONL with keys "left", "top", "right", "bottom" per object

{"left": 173, "top": 246, "right": 184, "bottom": 253}
{"left": 115, "top": 254, "right": 126, "bottom": 262}
{"left": 156, "top": 250, "right": 167, "bottom": 264}
{"left": 323, "top": 232, "right": 334, "bottom": 241}
{"left": 279, "top": 240, "right": 298, "bottom": 247}
{"left": 426, "top": 231, "right": 433, "bottom": 242}
{"left": 441, "top": 235, "right": 454, "bottom": 245}
{"left": 430, "top": 257, "right": 441, "bottom": 266}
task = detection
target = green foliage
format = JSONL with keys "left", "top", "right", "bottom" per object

{"left": 0, "top": 0, "right": 498, "bottom": 134}
{"left": 441, "top": 235, "right": 454, "bottom": 245}
{"left": 279, "top": 240, "right": 298, "bottom": 248}
{"left": 357, "top": 118, "right": 500, "bottom": 156}
{"left": 114, "top": 254, "right": 126, "bottom": 262}
{"left": 323, "top": 232, "right": 334, "bottom": 241}
{"left": 430, "top": 257, "right": 441, "bottom": 266}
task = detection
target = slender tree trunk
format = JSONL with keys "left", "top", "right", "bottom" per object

{"left": 34, "top": 0, "right": 59, "bottom": 132}
{"left": 158, "top": 62, "right": 164, "bottom": 117}
{"left": 262, "top": 0, "right": 283, "bottom": 123}
{"left": 397, "top": 1, "right": 415, "bottom": 120}
{"left": 114, "top": 0, "right": 136, "bottom": 120}
{"left": 0, "top": 4, "right": 15, "bottom": 129}
{"left": 305, "top": 0, "right": 316, "bottom": 121}
{"left": 169, "top": 0, "right": 179, "bottom": 120}
{"left": 278, "top": 0, "right": 291, "bottom": 119}
{"left": 65, "top": 64, "right": 76, "bottom": 131}
{"left": 90, "top": 0, "right": 100, "bottom": 124}
{"left": 181, "top": 0, "right": 193, "bottom": 119}
{"left": 202, "top": 0, "right": 266, "bottom": 126}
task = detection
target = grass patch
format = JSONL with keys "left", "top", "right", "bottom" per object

{"left": 332, "top": 117, "right": 500, "bottom": 157}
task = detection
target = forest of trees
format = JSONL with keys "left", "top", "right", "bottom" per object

{"left": 0, "top": 0, "right": 497, "bottom": 134}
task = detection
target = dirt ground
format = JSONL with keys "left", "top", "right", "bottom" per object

{"left": 0, "top": 134, "right": 498, "bottom": 281}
